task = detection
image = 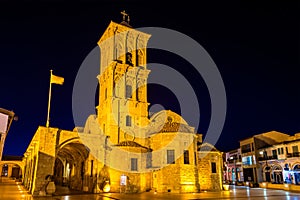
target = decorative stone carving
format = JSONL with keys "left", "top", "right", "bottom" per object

{"left": 161, "top": 122, "right": 193, "bottom": 133}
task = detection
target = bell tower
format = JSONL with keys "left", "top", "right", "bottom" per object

{"left": 96, "top": 12, "right": 151, "bottom": 144}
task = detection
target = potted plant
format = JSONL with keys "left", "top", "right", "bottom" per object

{"left": 45, "top": 175, "right": 56, "bottom": 195}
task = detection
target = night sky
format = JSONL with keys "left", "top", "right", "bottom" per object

{"left": 1, "top": 0, "right": 299, "bottom": 156}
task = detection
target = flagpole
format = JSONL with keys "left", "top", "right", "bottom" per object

{"left": 46, "top": 70, "right": 53, "bottom": 128}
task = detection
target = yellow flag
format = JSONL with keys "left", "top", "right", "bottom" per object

{"left": 51, "top": 74, "right": 64, "bottom": 85}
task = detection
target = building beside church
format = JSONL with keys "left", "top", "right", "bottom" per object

{"left": 22, "top": 14, "right": 223, "bottom": 195}
{"left": 223, "top": 148, "right": 243, "bottom": 184}
{"left": 256, "top": 133, "right": 300, "bottom": 185}
{"left": 0, "top": 108, "right": 22, "bottom": 180}
{"left": 0, "top": 108, "right": 15, "bottom": 160}
{"left": 240, "top": 131, "right": 292, "bottom": 184}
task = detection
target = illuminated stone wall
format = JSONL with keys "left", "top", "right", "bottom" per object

{"left": 147, "top": 111, "right": 200, "bottom": 193}
{"left": 106, "top": 167, "right": 151, "bottom": 193}
{"left": 197, "top": 144, "right": 223, "bottom": 191}
{"left": 23, "top": 127, "right": 58, "bottom": 195}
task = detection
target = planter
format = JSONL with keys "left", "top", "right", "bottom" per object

{"left": 284, "top": 183, "right": 291, "bottom": 191}
{"left": 46, "top": 181, "right": 56, "bottom": 195}
{"left": 223, "top": 184, "right": 230, "bottom": 191}
{"left": 259, "top": 182, "right": 268, "bottom": 188}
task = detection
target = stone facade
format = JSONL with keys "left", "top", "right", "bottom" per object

{"left": 0, "top": 156, "right": 23, "bottom": 179}
{"left": 198, "top": 143, "right": 223, "bottom": 191}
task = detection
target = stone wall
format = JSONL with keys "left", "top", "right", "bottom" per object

{"left": 156, "top": 164, "right": 181, "bottom": 193}
{"left": 198, "top": 150, "right": 222, "bottom": 191}
{"left": 107, "top": 167, "right": 151, "bottom": 193}
{"left": 154, "top": 164, "right": 199, "bottom": 193}
{"left": 22, "top": 127, "right": 59, "bottom": 195}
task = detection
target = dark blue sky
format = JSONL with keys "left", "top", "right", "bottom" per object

{"left": 1, "top": 0, "right": 299, "bottom": 156}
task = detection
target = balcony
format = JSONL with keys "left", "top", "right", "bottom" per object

{"left": 241, "top": 149, "right": 252, "bottom": 154}
{"left": 227, "top": 159, "right": 242, "bottom": 164}
{"left": 258, "top": 155, "right": 278, "bottom": 161}
{"left": 242, "top": 161, "right": 251, "bottom": 166}
{"left": 287, "top": 152, "right": 300, "bottom": 158}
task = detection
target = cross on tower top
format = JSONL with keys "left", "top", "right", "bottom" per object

{"left": 120, "top": 10, "right": 130, "bottom": 24}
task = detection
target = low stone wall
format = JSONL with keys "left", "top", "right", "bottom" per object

{"left": 285, "top": 184, "right": 300, "bottom": 192}
{"left": 264, "top": 183, "right": 283, "bottom": 190}
{"left": 259, "top": 182, "right": 300, "bottom": 192}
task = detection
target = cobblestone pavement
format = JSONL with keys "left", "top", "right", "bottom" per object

{"left": 1, "top": 178, "right": 300, "bottom": 200}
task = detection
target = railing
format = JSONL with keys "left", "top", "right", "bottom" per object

{"left": 227, "top": 159, "right": 242, "bottom": 164}
{"left": 287, "top": 152, "right": 300, "bottom": 158}
{"left": 242, "top": 161, "right": 252, "bottom": 166}
{"left": 258, "top": 155, "right": 278, "bottom": 161}
{"left": 241, "top": 149, "right": 252, "bottom": 154}
{"left": 258, "top": 152, "right": 300, "bottom": 159}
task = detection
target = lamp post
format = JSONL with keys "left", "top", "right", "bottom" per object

{"left": 260, "top": 150, "right": 268, "bottom": 182}
{"left": 230, "top": 155, "right": 237, "bottom": 184}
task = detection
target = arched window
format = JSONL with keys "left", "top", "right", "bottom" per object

{"left": 116, "top": 42, "right": 124, "bottom": 63}
{"left": 126, "top": 83, "right": 132, "bottom": 99}
{"left": 126, "top": 52, "right": 133, "bottom": 66}
{"left": 126, "top": 115, "right": 132, "bottom": 126}
{"left": 137, "top": 50, "right": 144, "bottom": 67}
{"left": 293, "top": 164, "right": 300, "bottom": 171}
{"left": 273, "top": 165, "right": 282, "bottom": 171}
{"left": 272, "top": 165, "right": 283, "bottom": 184}
{"left": 113, "top": 75, "right": 122, "bottom": 98}
{"left": 137, "top": 82, "right": 144, "bottom": 101}
{"left": 264, "top": 166, "right": 271, "bottom": 182}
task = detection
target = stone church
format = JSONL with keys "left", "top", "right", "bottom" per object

{"left": 22, "top": 14, "right": 223, "bottom": 195}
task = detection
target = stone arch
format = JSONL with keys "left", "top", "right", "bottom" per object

{"left": 125, "top": 31, "right": 135, "bottom": 66}
{"left": 272, "top": 164, "right": 283, "bottom": 183}
{"left": 136, "top": 80, "right": 144, "bottom": 102}
{"left": 292, "top": 163, "right": 300, "bottom": 185}
{"left": 136, "top": 34, "right": 147, "bottom": 67}
{"left": 263, "top": 165, "right": 271, "bottom": 171}
{"left": 0, "top": 161, "right": 24, "bottom": 180}
{"left": 137, "top": 49, "right": 144, "bottom": 67}
{"left": 113, "top": 71, "right": 124, "bottom": 98}
{"left": 262, "top": 164, "right": 271, "bottom": 182}
{"left": 126, "top": 31, "right": 133, "bottom": 51}
{"left": 125, "top": 79, "right": 133, "bottom": 99}
{"left": 292, "top": 163, "right": 300, "bottom": 171}
{"left": 55, "top": 139, "right": 90, "bottom": 191}
{"left": 116, "top": 41, "right": 124, "bottom": 63}
{"left": 272, "top": 164, "right": 282, "bottom": 171}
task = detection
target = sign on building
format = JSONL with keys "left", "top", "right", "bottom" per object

{"left": 120, "top": 175, "right": 127, "bottom": 186}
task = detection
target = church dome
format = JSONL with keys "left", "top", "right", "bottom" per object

{"left": 146, "top": 110, "right": 195, "bottom": 135}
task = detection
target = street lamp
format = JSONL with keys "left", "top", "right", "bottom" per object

{"left": 260, "top": 150, "right": 269, "bottom": 182}
{"left": 230, "top": 155, "right": 237, "bottom": 184}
